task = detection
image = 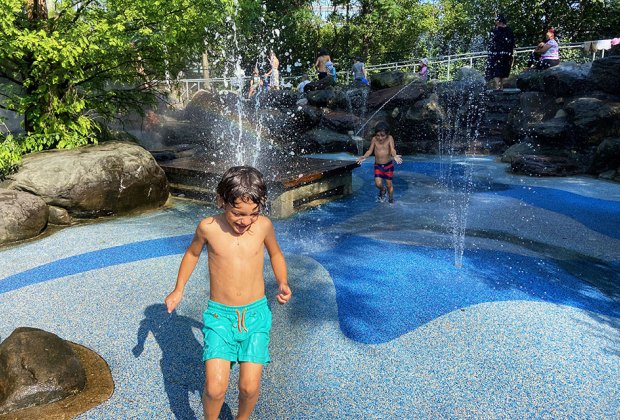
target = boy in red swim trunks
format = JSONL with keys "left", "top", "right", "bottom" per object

{"left": 356, "top": 121, "right": 403, "bottom": 203}
{"left": 165, "top": 166, "right": 291, "bottom": 420}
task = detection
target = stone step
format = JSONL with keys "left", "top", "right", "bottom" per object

{"left": 168, "top": 183, "right": 214, "bottom": 201}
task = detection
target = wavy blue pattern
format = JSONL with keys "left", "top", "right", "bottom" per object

{"left": 1, "top": 160, "right": 619, "bottom": 345}
{"left": 0, "top": 235, "right": 192, "bottom": 294}
{"left": 313, "top": 235, "right": 620, "bottom": 344}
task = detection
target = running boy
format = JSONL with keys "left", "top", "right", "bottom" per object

{"left": 356, "top": 121, "right": 403, "bottom": 203}
{"left": 165, "top": 166, "right": 291, "bottom": 420}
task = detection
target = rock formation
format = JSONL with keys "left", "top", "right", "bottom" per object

{"left": 0, "top": 141, "right": 169, "bottom": 245}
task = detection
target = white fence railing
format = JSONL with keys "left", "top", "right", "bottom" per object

{"left": 171, "top": 39, "right": 614, "bottom": 104}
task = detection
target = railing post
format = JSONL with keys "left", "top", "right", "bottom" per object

{"left": 447, "top": 55, "right": 451, "bottom": 81}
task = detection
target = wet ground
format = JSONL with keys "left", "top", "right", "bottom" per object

{"left": 1, "top": 155, "right": 619, "bottom": 419}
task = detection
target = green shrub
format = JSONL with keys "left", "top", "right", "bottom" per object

{"left": 0, "top": 134, "right": 22, "bottom": 178}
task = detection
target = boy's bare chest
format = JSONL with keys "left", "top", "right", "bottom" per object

{"left": 208, "top": 235, "right": 264, "bottom": 257}
{"left": 375, "top": 141, "right": 390, "bottom": 152}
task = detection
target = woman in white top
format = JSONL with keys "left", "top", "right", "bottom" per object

{"left": 534, "top": 28, "right": 560, "bottom": 69}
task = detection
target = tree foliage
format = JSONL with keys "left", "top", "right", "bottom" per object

{"left": 2, "top": 0, "right": 619, "bottom": 175}
{"left": 0, "top": 0, "right": 223, "bottom": 173}
{"left": 311, "top": 0, "right": 440, "bottom": 65}
{"left": 434, "top": 0, "right": 620, "bottom": 54}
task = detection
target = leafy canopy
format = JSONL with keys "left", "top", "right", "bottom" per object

{"left": 0, "top": 0, "right": 223, "bottom": 174}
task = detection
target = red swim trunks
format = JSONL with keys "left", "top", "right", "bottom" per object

{"left": 374, "top": 161, "right": 394, "bottom": 180}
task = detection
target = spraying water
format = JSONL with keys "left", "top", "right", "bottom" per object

{"left": 344, "top": 86, "right": 370, "bottom": 155}
{"left": 353, "top": 75, "right": 419, "bottom": 137}
{"left": 437, "top": 80, "right": 486, "bottom": 267}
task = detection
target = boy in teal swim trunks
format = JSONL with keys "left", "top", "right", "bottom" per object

{"left": 356, "top": 121, "right": 403, "bottom": 203}
{"left": 165, "top": 166, "right": 291, "bottom": 420}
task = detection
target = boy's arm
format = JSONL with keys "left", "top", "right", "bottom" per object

{"left": 264, "top": 218, "right": 291, "bottom": 304}
{"left": 164, "top": 221, "right": 208, "bottom": 313}
{"left": 389, "top": 136, "right": 403, "bottom": 164}
{"left": 356, "top": 138, "right": 375, "bottom": 164}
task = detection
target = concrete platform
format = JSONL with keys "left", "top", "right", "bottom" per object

{"left": 159, "top": 156, "right": 358, "bottom": 218}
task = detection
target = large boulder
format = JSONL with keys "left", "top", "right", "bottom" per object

{"left": 159, "top": 120, "right": 206, "bottom": 147}
{"left": 393, "top": 94, "right": 446, "bottom": 153}
{"left": 341, "top": 87, "right": 371, "bottom": 110}
{"left": 306, "top": 89, "right": 336, "bottom": 108}
{"left": 321, "top": 111, "right": 360, "bottom": 133}
{"left": 510, "top": 154, "right": 581, "bottom": 176}
{"left": 370, "top": 71, "right": 406, "bottom": 89}
{"left": 366, "top": 82, "right": 428, "bottom": 111}
{"left": 527, "top": 111, "right": 573, "bottom": 147}
{"left": 0, "top": 189, "right": 48, "bottom": 245}
{"left": 516, "top": 70, "right": 546, "bottom": 92}
{"left": 303, "top": 76, "right": 336, "bottom": 92}
{"left": 0, "top": 328, "right": 86, "bottom": 414}
{"left": 590, "top": 137, "right": 620, "bottom": 175}
{"left": 453, "top": 66, "right": 485, "bottom": 83}
{"left": 589, "top": 55, "right": 620, "bottom": 95}
{"left": 184, "top": 89, "right": 238, "bottom": 121}
{"left": 180, "top": 90, "right": 244, "bottom": 148}
{"left": 6, "top": 141, "right": 169, "bottom": 217}
{"left": 264, "top": 89, "right": 301, "bottom": 109}
{"left": 299, "top": 128, "right": 358, "bottom": 154}
{"left": 517, "top": 91, "right": 559, "bottom": 123}
{"left": 500, "top": 141, "right": 578, "bottom": 163}
{"left": 501, "top": 142, "right": 539, "bottom": 163}
{"left": 564, "top": 97, "right": 620, "bottom": 143}
{"left": 541, "top": 62, "right": 592, "bottom": 97}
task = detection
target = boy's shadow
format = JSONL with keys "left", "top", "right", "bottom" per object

{"left": 133, "top": 304, "right": 233, "bottom": 419}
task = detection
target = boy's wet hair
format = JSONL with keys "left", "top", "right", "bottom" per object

{"left": 374, "top": 121, "right": 390, "bottom": 134}
{"left": 217, "top": 166, "right": 267, "bottom": 210}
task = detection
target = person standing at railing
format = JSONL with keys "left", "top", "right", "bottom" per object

{"left": 485, "top": 14, "right": 515, "bottom": 91}
{"left": 248, "top": 67, "right": 263, "bottom": 98}
{"left": 533, "top": 28, "right": 560, "bottom": 69}
{"left": 352, "top": 56, "right": 369, "bottom": 85}
{"left": 264, "top": 50, "right": 280, "bottom": 91}
{"left": 315, "top": 49, "right": 332, "bottom": 80}
{"left": 418, "top": 58, "right": 428, "bottom": 81}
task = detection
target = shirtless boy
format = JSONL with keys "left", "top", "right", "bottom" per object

{"left": 356, "top": 121, "right": 403, "bottom": 203}
{"left": 165, "top": 166, "right": 292, "bottom": 420}
{"left": 315, "top": 48, "right": 331, "bottom": 80}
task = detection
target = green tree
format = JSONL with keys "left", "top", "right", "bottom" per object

{"left": 308, "top": 0, "right": 441, "bottom": 67}
{"left": 436, "top": 0, "right": 620, "bottom": 52}
{"left": 203, "top": 0, "right": 320, "bottom": 83}
{"left": 0, "top": 0, "right": 223, "bottom": 174}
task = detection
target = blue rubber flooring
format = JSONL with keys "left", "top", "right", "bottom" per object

{"left": 1, "top": 155, "right": 619, "bottom": 418}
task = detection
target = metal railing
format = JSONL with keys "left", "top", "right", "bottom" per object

{"left": 171, "top": 39, "right": 614, "bottom": 104}
{"left": 363, "top": 41, "right": 611, "bottom": 82}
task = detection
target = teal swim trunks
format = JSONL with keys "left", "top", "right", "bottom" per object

{"left": 202, "top": 297, "right": 272, "bottom": 365}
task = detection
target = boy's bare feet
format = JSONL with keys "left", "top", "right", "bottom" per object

{"left": 378, "top": 188, "right": 386, "bottom": 202}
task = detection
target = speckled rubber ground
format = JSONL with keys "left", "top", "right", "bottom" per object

{"left": 1, "top": 156, "right": 619, "bottom": 419}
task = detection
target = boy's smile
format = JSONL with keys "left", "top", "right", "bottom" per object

{"left": 224, "top": 198, "right": 260, "bottom": 235}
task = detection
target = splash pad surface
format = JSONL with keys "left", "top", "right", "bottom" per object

{"left": 1, "top": 155, "right": 619, "bottom": 418}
